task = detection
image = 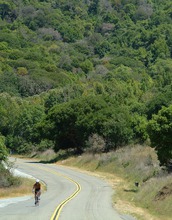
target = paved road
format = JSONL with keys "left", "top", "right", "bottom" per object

{"left": 0, "top": 158, "right": 136, "bottom": 220}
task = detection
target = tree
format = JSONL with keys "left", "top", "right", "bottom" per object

{"left": 150, "top": 38, "right": 170, "bottom": 61}
{"left": 0, "top": 135, "right": 8, "bottom": 162}
{"left": 131, "top": 113, "right": 148, "bottom": 143}
{"left": 95, "top": 40, "right": 111, "bottom": 58}
{"left": 17, "top": 67, "right": 28, "bottom": 76}
{"left": 0, "top": 3, "right": 11, "bottom": 20}
{"left": 15, "top": 104, "right": 44, "bottom": 142}
{"left": 41, "top": 95, "right": 133, "bottom": 153}
{"left": 0, "top": 72, "right": 19, "bottom": 96}
{"left": 88, "top": 0, "right": 100, "bottom": 15}
{"left": 59, "top": 20, "right": 84, "bottom": 42}
{"left": 101, "top": 106, "right": 133, "bottom": 150}
{"left": 149, "top": 59, "right": 172, "bottom": 87}
{"left": 80, "top": 59, "right": 93, "bottom": 74}
{"left": 41, "top": 95, "right": 109, "bottom": 153}
{"left": 0, "top": 93, "right": 20, "bottom": 136}
{"left": 146, "top": 89, "right": 172, "bottom": 119}
{"left": 147, "top": 105, "right": 172, "bottom": 166}
{"left": 6, "top": 101, "right": 45, "bottom": 153}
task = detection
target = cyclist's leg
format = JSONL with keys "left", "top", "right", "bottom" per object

{"left": 38, "top": 190, "right": 41, "bottom": 200}
{"left": 35, "top": 191, "right": 40, "bottom": 205}
{"left": 35, "top": 192, "right": 38, "bottom": 205}
{"left": 36, "top": 193, "right": 39, "bottom": 205}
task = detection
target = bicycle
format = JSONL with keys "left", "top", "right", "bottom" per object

{"left": 34, "top": 190, "right": 41, "bottom": 206}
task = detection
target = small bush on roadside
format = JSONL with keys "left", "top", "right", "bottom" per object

{"left": 0, "top": 164, "right": 21, "bottom": 188}
{"left": 113, "top": 145, "right": 161, "bottom": 183}
{"left": 85, "top": 133, "right": 106, "bottom": 154}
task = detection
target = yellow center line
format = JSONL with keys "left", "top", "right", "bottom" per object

{"left": 27, "top": 163, "right": 81, "bottom": 220}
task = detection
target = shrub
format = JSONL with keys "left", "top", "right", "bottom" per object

{"left": 0, "top": 164, "right": 21, "bottom": 188}
{"left": 85, "top": 133, "right": 106, "bottom": 154}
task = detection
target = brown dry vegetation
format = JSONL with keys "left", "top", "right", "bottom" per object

{"left": 56, "top": 145, "right": 172, "bottom": 220}
{"left": 0, "top": 178, "right": 34, "bottom": 199}
{"left": 0, "top": 160, "right": 46, "bottom": 199}
{"left": 1, "top": 146, "right": 171, "bottom": 220}
{"left": 155, "top": 183, "right": 172, "bottom": 201}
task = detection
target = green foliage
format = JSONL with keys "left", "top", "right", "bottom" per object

{"left": 0, "top": 32, "right": 21, "bottom": 48}
{"left": 44, "top": 84, "right": 84, "bottom": 111}
{"left": 0, "top": 163, "right": 21, "bottom": 188}
{"left": 58, "top": 20, "right": 85, "bottom": 42}
{"left": 0, "top": 93, "right": 45, "bottom": 154}
{"left": 8, "top": 102, "right": 45, "bottom": 153}
{"left": 101, "top": 106, "right": 133, "bottom": 149}
{"left": 95, "top": 40, "right": 111, "bottom": 58}
{"left": 0, "top": 0, "right": 171, "bottom": 98}
{"left": 131, "top": 114, "right": 148, "bottom": 143}
{"left": 147, "top": 105, "right": 172, "bottom": 165}
{"left": 0, "top": 0, "right": 172, "bottom": 167}
{"left": 146, "top": 88, "right": 172, "bottom": 119}
{"left": 0, "top": 72, "right": 19, "bottom": 96}
{"left": 42, "top": 95, "right": 133, "bottom": 153}
{"left": 149, "top": 59, "right": 172, "bottom": 87}
{"left": 0, "top": 93, "right": 20, "bottom": 136}
{"left": 0, "top": 134, "right": 8, "bottom": 161}
{"left": 80, "top": 59, "right": 93, "bottom": 74}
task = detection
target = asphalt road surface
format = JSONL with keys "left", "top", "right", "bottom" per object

{"left": 0, "top": 158, "right": 136, "bottom": 220}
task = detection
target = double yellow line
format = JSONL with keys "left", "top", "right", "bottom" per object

{"left": 50, "top": 168, "right": 81, "bottom": 220}
{"left": 28, "top": 163, "right": 81, "bottom": 220}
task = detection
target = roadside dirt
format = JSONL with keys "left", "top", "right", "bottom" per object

{"left": 154, "top": 183, "right": 172, "bottom": 201}
{"left": 56, "top": 162, "right": 161, "bottom": 220}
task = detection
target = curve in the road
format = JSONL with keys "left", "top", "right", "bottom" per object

{"left": 28, "top": 163, "right": 81, "bottom": 220}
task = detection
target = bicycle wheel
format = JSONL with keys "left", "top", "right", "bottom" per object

{"left": 35, "top": 195, "right": 39, "bottom": 206}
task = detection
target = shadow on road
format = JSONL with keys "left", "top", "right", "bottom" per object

{"left": 26, "top": 151, "right": 75, "bottom": 164}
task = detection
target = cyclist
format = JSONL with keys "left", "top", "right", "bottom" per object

{"left": 32, "top": 179, "right": 41, "bottom": 205}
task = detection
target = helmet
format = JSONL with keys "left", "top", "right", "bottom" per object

{"left": 36, "top": 179, "right": 39, "bottom": 183}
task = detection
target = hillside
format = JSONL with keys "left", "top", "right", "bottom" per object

{"left": 0, "top": 0, "right": 172, "bottom": 163}
{"left": 0, "top": 0, "right": 172, "bottom": 96}
{"left": 0, "top": 1, "right": 172, "bottom": 219}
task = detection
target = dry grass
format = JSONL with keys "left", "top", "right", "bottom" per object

{"left": 134, "top": 176, "right": 172, "bottom": 218}
{"left": 0, "top": 178, "right": 34, "bottom": 199}
{"left": 57, "top": 145, "right": 172, "bottom": 220}
{"left": 0, "top": 178, "right": 46, "bottom": 199}
{"left": 33, "top": 149, "right": 57, "bottom": 161}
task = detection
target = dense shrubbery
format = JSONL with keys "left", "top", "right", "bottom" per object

{"left": 0, "top": 0, "right": 172, "bottom": 166}
{"left": 40, "top": 95, "right": 133, "bottom": 153}
{"left": 148, "top": 105, "right": 172, "bottom": 166}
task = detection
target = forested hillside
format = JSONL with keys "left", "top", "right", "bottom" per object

{"left": 0, "top": 0, "right": 172, "bottom": 166}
